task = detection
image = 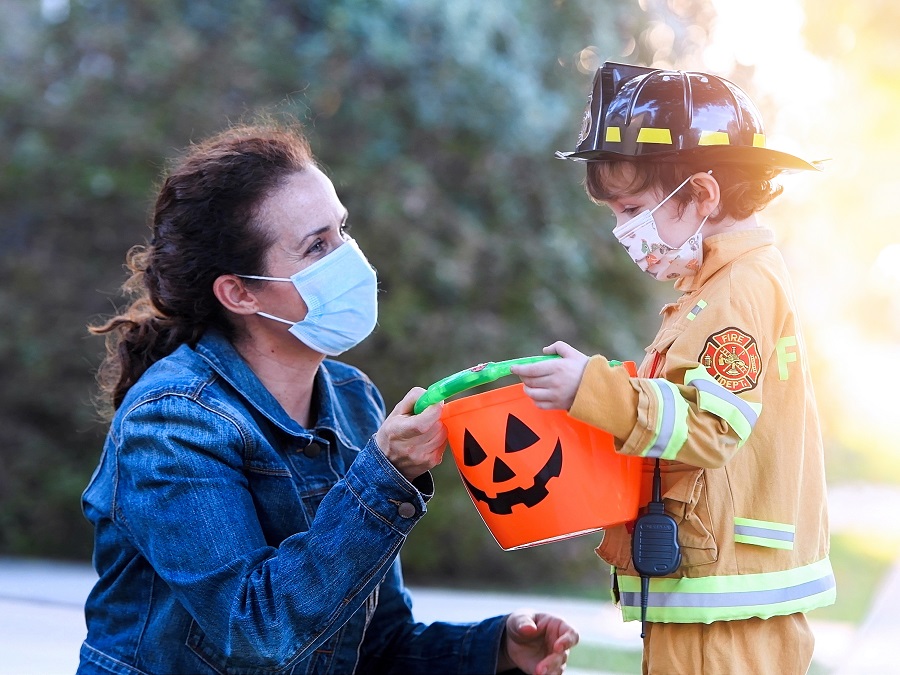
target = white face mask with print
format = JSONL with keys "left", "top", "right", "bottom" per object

{"left": 239, "top": 238, "right": 378, "bottom": 356}
{"left": 612, "top": 173, "right": 710, "bottom": 281}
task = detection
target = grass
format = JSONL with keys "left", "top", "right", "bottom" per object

{"left": 568, "top": 643, "right": 641, "bottom": 674}
{"left": 808, "top": 531, "right": 900, "bottom": 624}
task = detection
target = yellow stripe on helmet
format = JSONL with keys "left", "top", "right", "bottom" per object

{"left": 698, "top": 131, "right": 730, "bottom": 146}
{"left": 636, "top": 127, "right": 672, "bottom": 144}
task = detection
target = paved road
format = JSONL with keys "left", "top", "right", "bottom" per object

{"left": 0, "top": 557, "right": 634, "bottom": 675}
{"left": 0, "top": 557, "right": 864, "bottom": 675}
{"left": 2, "top": 483, "right": 898, "bottom": 674}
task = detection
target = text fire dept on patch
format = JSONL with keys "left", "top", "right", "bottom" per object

{"left": 699, "top": 327, "right": 761, "bottom": 393}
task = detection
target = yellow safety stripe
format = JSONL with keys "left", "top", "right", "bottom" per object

{"left": 684, "top": 366, "right": 761, "bottom": 445}
{"left": 698, "top": 131, "right": 730, "bottom": 146}
{"left": 604, "top": 128, "right": 767, "bottom": 149}
{"left": 618, "top": 557, "right": 835, "bottom": 623}
{"left": 636, "top": 128, "right": 672, "bottom": 144}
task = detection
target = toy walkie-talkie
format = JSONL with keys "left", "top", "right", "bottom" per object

{"left": 631, "top": 459, "right": 681, "bottom": 638}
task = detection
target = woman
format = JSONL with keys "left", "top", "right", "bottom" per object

{"left": 79, "top": 121, "right": 577, "bottom": 675}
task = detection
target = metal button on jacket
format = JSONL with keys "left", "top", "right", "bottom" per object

{"left": 303, "top": 441, "right": 322, "bottom": 458}
{"left": 397, "top": 502, "right": 416, "bottom": 519}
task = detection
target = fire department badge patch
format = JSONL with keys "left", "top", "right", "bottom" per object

{"left": 576, "top": 93, "right": 593, "bottom": 146}
{"left": 699, "top": 327, "right": 761, "bottom": 393}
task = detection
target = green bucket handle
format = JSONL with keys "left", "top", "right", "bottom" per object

{"left": 413, "top": 355, "right": 558, "bottom": 415}
{"left": 414, "top": 354, "right": 626, "bottom": 414}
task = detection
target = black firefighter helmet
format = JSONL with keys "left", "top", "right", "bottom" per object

{"left": 557, "top": 61, "right": 821, "bottom": 172}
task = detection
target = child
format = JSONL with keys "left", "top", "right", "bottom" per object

{"left": 511, "top": 62, "right": 833, "bottom": 675}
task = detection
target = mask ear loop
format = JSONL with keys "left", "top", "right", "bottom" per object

{"left": 686, "top": 170, "right": 715, "bottom": 238}
{"left": 232, "top": 275, "right": 296, "bottom": 325}
{"left": 236, "top": 274, "right": 292, "bottom": 282}
{"left": 256, "top": 311, "right": 295, "bottom": 325}
{"left": 650, "top": 171, "right": 714, "bottom": 246}
{"left": 649, "top": 174, "right": 694, "bottom": 216}
{"left": 649, "top": 169, "right": 714, "bottom": 216}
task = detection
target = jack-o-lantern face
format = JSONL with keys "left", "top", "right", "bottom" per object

{"left": 459, "top": 413, "right": 562, "bottom": 515}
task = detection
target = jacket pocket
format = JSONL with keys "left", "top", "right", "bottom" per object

{"left": 185, "top": 622, "right": 227, "bottom": 675}
{"left": 79, "top": 643, "right": 155, "bottom": 675}
{"left": 595, "top": 524, "right": 633, "bottom": 570}
{"left": 187, "top": 621, "right": 294, "bottom": 675}
{"left": 661, "top": 467, "right": 718, "bottom": 567}
{"left": 641, "top": 326, "right": 684, "bottom": 377}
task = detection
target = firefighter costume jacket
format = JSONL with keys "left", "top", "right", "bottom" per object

{"left": 569, "top": 227, "right": 835, "bottom": 624}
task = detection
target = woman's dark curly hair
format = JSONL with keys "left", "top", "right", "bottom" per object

{"left": 90, "top": 120, "right": 315, "bottom": 417}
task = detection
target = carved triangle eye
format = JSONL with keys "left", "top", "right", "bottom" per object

{"left": 493, "top": 457, "right": 516, "bottom": 482}
{"left": 505, "top": 414, "right": 540, "bottom": 453}
{"left": 463, "top": 429, "right": 488, "bottom": 466}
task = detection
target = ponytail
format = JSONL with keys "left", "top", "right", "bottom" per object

{"left": 90, "top": 120, "right": 315, "bottom": 419}
{"left": 89, "top": 245, "right": 205, "bottom": 416}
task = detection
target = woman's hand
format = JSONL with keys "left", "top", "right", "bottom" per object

{"left": 497, "top": 610, "right": 579, "bottom": 675}
{"left": 510, "top": 341, "right": 590, "bottom": 411}
{"left": 374, "top": 387, "right": 447, "bottom": 482}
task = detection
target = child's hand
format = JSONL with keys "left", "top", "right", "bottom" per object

{"left": 510, "top": 341, "right": 589, "bottom": 411}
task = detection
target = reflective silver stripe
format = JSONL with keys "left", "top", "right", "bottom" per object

{"left": 621, "top": 575, "right": 834, "bottom": 609}
{"left": 618, "top": 558, "right": 836, "bottom": 622}
{"left": 689, "top": 378, "right": 759, "bottom": 427}
{"left": 687, "top": 299, "right": 707, "bottom": 321}
{"left": 734, "top": 524, "right": 794, "bottom": 543}
{"left": 734, "top": 517, "right": 795, "bottom": 549}
{"left": 641, "top": 380, "right": 689, "bottom": 460}
{"left": 645, "top": 381, "right": 675, "bottom": 458}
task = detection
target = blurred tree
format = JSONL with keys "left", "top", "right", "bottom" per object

{"left": 0, "top": 0, "right": 707, "bottom": 590}
{"left": 788, "top": 0, "right": 900, "bottom": 480}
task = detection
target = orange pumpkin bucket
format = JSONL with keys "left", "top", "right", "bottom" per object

{"left": 415, "top": 356, "right": 642, "bottom": 550}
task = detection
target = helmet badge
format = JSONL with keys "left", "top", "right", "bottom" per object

{"left": 576, "top": 93, "right": 593, "bottom": 147}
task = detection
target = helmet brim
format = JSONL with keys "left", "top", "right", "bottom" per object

{"left": 556, "top": 145, "right": 824, "bottom": 172}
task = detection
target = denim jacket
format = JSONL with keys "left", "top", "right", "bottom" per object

{"left": 79, "top": 330, "right": 507, "bottom": 675}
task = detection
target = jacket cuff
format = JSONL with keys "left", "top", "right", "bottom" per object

{"left": 569, "top": 355, "right": 640, "bottom": 440}
{"left": 343, "top": 439, "right": 431, "bottom": 536}
{"left": 459, "top": 614, "right": 517, "bottom": 675}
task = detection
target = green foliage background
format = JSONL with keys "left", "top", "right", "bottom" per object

{"left": 0, "top": 0, "right": 709, "bottom": 590}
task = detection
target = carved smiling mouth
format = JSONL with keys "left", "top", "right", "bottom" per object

{"left": 461, "top": 439, "right": 563, "bottom": 515}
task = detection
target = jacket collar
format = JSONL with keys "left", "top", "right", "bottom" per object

{"left": 675, "top": 227, "right": 775, "bottom": 293}
{"left": 193, "top": 329, "right": 347, "bottom": 442}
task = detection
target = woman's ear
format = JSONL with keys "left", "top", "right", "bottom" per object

{"left": 213, "top": 274, "right": 259, "bottom": 316}
{"left": 690, "top": 170, "right": 720, "bottom": 217}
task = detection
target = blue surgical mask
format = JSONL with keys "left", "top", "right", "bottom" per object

{"left": 239, "top": 238, "right": 378, "bottom": 356}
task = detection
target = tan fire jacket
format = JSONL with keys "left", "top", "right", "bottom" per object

{"left": 570, "top": 228, "right": 835, "bottom": 623}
